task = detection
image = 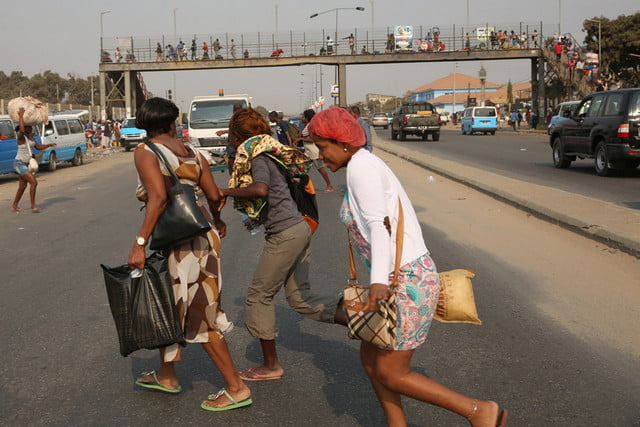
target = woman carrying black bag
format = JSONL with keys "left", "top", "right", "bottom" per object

{"left": 128, "top": 97, "right": 251, "bottom": 411}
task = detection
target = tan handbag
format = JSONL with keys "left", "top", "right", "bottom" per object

{"left": 343, "top": 201, "right": 404, "bottom": 348}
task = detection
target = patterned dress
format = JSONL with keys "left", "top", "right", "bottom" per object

{"left": 340, "top": 192, "right": 440, "bottom": 351}
{"left": 136, "top": 143, "right": 232, "bottom": 362}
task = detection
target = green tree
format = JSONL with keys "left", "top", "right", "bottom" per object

{"left": 582, "top": 12, "right": 640, "bottom": 86}
{"left": 506, "top": 80, "right": 513, "bottom": 110}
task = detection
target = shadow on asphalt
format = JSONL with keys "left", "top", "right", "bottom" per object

{"left": 39, "top": 196, "right": 76, "bottom": 209}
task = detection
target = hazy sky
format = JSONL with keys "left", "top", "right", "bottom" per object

{"left": 1, "top": 0, "right": 637, "bottom": 114}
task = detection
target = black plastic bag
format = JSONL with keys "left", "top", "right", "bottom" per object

{"left": 101, "top": 252, "right": 186, "bottom": 357}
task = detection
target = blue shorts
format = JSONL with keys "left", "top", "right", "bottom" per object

{"left": 14, "top": 159, "right": 30, "bottom": 176}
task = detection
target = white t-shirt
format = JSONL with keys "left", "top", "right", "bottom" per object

{"left": 15, "top": 137, "right": 36, "bottom": 163}
{"left": 346, "top": 149, "right": 429, "bottom": 285}
{"left": 301, "top": 124, "right": 319, "bottom": 160}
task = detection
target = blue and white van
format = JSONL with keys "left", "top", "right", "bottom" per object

{"left": 461, "top": 106, "right": 499, "bottom": 135}
{"left": 41, "top": 114, "right": 87, "bottom": 171}
{"left": 0, "top": 115, "right": 43, "bottom": 174}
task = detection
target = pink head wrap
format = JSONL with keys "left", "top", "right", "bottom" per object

{"left": 307, "top": 106, "right": 365, "bottom": 146}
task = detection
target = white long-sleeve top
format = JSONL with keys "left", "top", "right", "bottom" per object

{"left": 346, "top": 149, "right": 429, "bottom": 286}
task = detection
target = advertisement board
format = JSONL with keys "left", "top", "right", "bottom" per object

{"left": 394, "top": 26, "right": 414, "bottom": 50}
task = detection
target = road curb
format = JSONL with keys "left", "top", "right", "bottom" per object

{"left": 374, "top": 137, "right": 640, "bottom": 258}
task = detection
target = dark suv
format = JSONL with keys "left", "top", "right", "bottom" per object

{"left": 549, "top": 88, "right": 640, "bottom": 176}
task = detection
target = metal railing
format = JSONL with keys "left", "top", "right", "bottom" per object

{"left": 100, "top": 22, "right": 556, "bottom": 63}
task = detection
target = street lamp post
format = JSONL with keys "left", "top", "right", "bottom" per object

{"left": 558, "top": 0, "right": 562, "bottom": 35}
{"left": 172, "top": 8, "right": 178, "bottom": 104}
{"left": 310, "top": 7, "right": 365, "bottom": 55}
{"left": 310, "top": 6, "right": 365, "bottom": 106}
{"left": 90, "top": 75, "right": 94, "bottom": 123}
{"left": 466, "top": 0, "right": 470, "bottom": 27}
{"left": 275, "top": 4, "right": 279, "bottom": 49}
{"left": 452, "top": 63, "right": 458, "bottom": 119}
{"left": 370, "top": 0, "right": 375, "bottom": 52}
{"left": 100, "top": 10, "right": 111, "bottom": 59}
{"left": 479, "top": 65, "right": 487, "bottom": 106}
{"left": 588, "top": 19, "right": 602, "bottom": 73}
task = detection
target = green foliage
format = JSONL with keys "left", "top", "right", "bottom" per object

{"left": 507, "top": 80, "right": 513, "bottom": 106}
{"left": 0, "top": 70, "right": 95, "bottom": 104}
{"left": 582, "top": 12, "right": 640, "bottom": 86}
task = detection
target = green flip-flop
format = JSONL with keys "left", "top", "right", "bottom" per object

{"left": 135, "top": 371, "right": 182, "bottom": 394}
{"left": 201, "top": 388, "right": 253, "bottom": 412}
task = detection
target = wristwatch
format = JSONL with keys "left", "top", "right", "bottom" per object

{"left": 135, "top": 236, "right": 147, "bottom": 247}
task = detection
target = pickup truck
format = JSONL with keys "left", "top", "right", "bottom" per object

{"left": 391, "top": 102, "right": 441, "bottom": 141}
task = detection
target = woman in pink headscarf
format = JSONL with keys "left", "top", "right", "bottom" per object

{"left": 308, "top": 107, "right": 507, "bottom": 427}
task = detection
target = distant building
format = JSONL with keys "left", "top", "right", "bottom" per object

{"left": 366, "top": 93, "right": 396, "bottom": 105}
{"left": 406, "top": 73, "right": 532, "bottom": 114}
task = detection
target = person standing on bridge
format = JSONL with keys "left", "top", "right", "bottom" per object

{"left": 213, "top": 38, "right": 222, "bottom": 58}
{"left": 220, "top": 107, "right": 346, "bottom": 382}
{"left": 230, "top": 39, "right": 237, "bottom": 59}
{"left": 190, "top": 39, "right": 197, "bottom": 60}
{"left": 156, "top": 42, "right": 163, "bottom": 61}
{"left": 202, "top": 41, "right": 209, "bottom": 60}
{"left": 308, "top": 106, "right": 508, "bottom": 427}
{"left": 326, "top": 36, "right": 335, "bottom": 55}
{"left": 129, "top": 97, "right": 252, "bottom": 411}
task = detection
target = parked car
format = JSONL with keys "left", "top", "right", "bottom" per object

{"left": 439, "top": 112, "right": 450, "bottom": 125}
{"left": 549, "top": 88, "right": 640, "bottom": 176}
{"left": 461, "top": 106, "right": 498, "bottom": 135}
{"left": 391, "top": 101, "right": 441, "bottom": 141}
{"left": 0, "top": 115, "right": 42, "bottom": 174}
{"left": 547, "top": 101, "right": 580, "bottom": 135}
{"left": 371, "top": 113, "right": 389, "bottom": 129}
{"left": 120, "top": 118, "right": 148, "bottom": 151}
{"left": 41, "top": 114, "right": 87, "bottom": 171}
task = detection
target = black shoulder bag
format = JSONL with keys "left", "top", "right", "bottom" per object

{"left": 145, "top": 141, "right": 211, "bottom": 250}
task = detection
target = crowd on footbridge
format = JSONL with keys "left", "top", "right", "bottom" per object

{"left": 100, "top": 22, "right": 557, "bottom": 64}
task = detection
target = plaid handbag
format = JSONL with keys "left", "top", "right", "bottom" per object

{"left": 343, "top": 201, "right": 404, "bottom": 348}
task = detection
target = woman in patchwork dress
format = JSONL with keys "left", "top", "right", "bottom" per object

{"left": 308, "top": 107, "right": 507, "bottom": 427}
{"left": 127, "top": 97, "right": 251, "bottom": 412}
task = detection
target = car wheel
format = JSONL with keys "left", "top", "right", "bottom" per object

{"left": 47, "top": 152, "right": 57, "bottom": 172}
{"left": 399, "top": 130, "right": 406, "bottom": 141}
{"left": 552, "top": 137, "right": 572, "bottom": 169}
{"left": 490, "top": 131, "right": 496, "bottom": 135}
{"left": 71, "top": 148, "right": 83, "bottom": 166}
{"left": 462, "top": 128, "right": 467, "bottom": 135}
{"left": 384, "top": 125, "right": 388, "bottom": 130}
{"left": 391, "top": 129, "right": 397, "bottom": 140}
{"left": 594, "top": 141, "right": 610, "bottom": 176}
{"left": 421, "top": 133, "right": 428, "bottom": 141}
{"left": 432, "top": 133, "right": 440, "bottom": 141}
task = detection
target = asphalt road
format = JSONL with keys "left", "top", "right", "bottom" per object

{"left": 374, "top": 126, "right": 640, "bottom": 210}
{"left": 0, "top": 148, "right": 638, "bottom": 426}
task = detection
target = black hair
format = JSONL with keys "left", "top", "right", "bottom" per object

{"left": 135, "top": 97, "right": 179, "bottom": 138}
{"left": 302, "top": 109, "right": 315, "bottom": 121}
